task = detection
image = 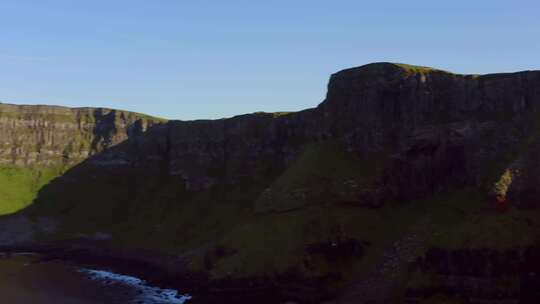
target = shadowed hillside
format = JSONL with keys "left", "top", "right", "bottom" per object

{"left": 3, "top": 62, "right": 540, "bottom": 303}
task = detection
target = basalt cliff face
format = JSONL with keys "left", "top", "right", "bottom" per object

{"left": 0, "top": 104, "right": 164, "bottom": 215}
{"left": 79, "top": 63, "right": 540, "bottom": 203}
{"left": 0, "top": 103, "right": 163, "bottom": 167}
{"left": 2, "top": 63, "right": 540, "bottom": 303}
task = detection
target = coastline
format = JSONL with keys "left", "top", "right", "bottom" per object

{"left": 0, "top": 241, "right": 294, "bottom": 304}
{"left": 0, "top": 253, "right": 135, "bottom": 304}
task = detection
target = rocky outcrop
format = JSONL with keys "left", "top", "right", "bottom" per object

{"left": 319, "top": 63, "right": 540, "bottom": 201}
{"left": 82, "top": 63, "right": 540, "bottom": 201}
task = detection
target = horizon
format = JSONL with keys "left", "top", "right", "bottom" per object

{"left": 1, "top": 0, "right": 539, "bottom": 120}
{"left": 2, "top": 60, "right": 540, "bottom": 121}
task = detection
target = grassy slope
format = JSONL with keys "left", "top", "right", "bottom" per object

{"left": 255, "top": 141, "right": 387, "bottom": 213}
{"left": 404, "top": 193, "right": 533, "bottom": 302}
{"left": 207, "top": 152, "right": 509, "bottom": 300}
{"left": 401, "top": 123, "right": 540, "bottom": 301}
{"left": 24, "top": 140, "right": 528, "bottom": 281}
{"left": 431, "top": 204, "right": 540, "bottom": 250}
{"left": 0, "top": 105, "right": 166, "bottom": 216}
{"left": 211, "top": 141, "right": 387, "bottom": 276}
{"left": 346, "top": 62, "right": 453, "bottom": 78}
{"left": 393, "top": 63, "right": 451, "bottom": 74}
{"left": 9, "top": 135, "right": 540, "bottom": 301}
{"left": 0, "top": 166, "right": 62, "bottom": 215}
{"left": 22, "top": 141, "right": 408, "bottom": 289}
{"left": 428, "top": 111, "right": 540, "bottom": 250}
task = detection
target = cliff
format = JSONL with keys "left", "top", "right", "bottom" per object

{"left": 0, "top": 103, "right": 164, "bottom": 166}
{"left": 2, "top": 62, "right": 540, "bottom": 303}
{"left": 74, "top": 62, "right": 540, "bottom": 204}
{"left": 0, "top": 103, "right": 164, "bottom": 214}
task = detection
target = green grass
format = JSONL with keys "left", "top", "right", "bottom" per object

{"left": 7, "top": 136, "right": 539, "bottom": 302}
{"left": 251, "top": 111, "right": 293, "bottom": 118}
{"left": 255, "top": 141, "right": 387, "bottom": 213}
{"left": 348, "top": 62, "right": 453, "bottom": 77}
{"left": 201, "top": 142, "right": 423, "bottom": 281}
{"left": 210, "top": 190, "right": 482, "bottom": 282}
{"left": 422, "top": 111, "right": 540, "bottom": 250}
{"left": 27, "top": 162, "right": 266, "bottom": 256}
{"left": 213, "top": 202, "right": 420, "bottom": 279}
{"left": 401, "top": 185, "right": 540, "bottom": 250}
{"left": 25, "top": 140, "right": 399, "bottom": 286}
{"left": 0, "top": 166, "right": 61, "bottom": 215}
{"left": 393, "top": 63, "right": 451, "bottom": 75}
{"left": 21, "top": 140, "right": 475, "bottom": 287}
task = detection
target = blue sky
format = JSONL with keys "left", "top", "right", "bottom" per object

{"left": 1, "top": 0, "right": 538, "bottom": 120}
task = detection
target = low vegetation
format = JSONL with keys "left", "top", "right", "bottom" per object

{"left": 0, "top": 166, "right": 61, "bottom": 215}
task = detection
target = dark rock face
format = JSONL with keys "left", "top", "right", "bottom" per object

{"left": 4, "top": 62, "right": 540, "bottom": 201}
{"left": 408, "top": 247, "right": 540, "bottom": 303}
{"left": 144, "top": 63, "right": 540, "bottom": 200}
{"left": 87, "top": 63, "right": 540, "bottom": 201}
{"left": 319, "top": 63, "right": 540, "bottom": 201}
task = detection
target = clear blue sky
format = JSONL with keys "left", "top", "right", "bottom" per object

{"left": 1, "top": 0, "right": 538, "bottom": 120}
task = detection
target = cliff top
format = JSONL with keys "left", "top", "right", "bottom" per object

{"left": 0, "top": 102, "right": 167, "bottom": 122}
{"left": 3, "top": 62, "right": 540, "bottom": 123}
{"left": 331, "top": 62, "right": 453, "bottom": 78}
{"left": 332, "top": 62, "right": 540, "bottom": 80}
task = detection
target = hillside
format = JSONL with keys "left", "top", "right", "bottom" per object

{"left": 0, "top": 103, "right": 165, "bottom": 214}
{"left": 2, "top": 62, "right": 540, "bottom": 303}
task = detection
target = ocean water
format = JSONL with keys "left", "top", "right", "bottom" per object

{"left": 0, "top": 253, "right": 191, "bottom": 304}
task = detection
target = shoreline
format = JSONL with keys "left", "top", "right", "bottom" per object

{"left": 0, "top": 253, "right": 136, "bottom": 304}
{"left": 0, "top": 241, "right": 291, "bottom": 304}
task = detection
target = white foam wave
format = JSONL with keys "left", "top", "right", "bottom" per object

{"left": 81, "top": 268, "right": 192, "bottom": 304}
